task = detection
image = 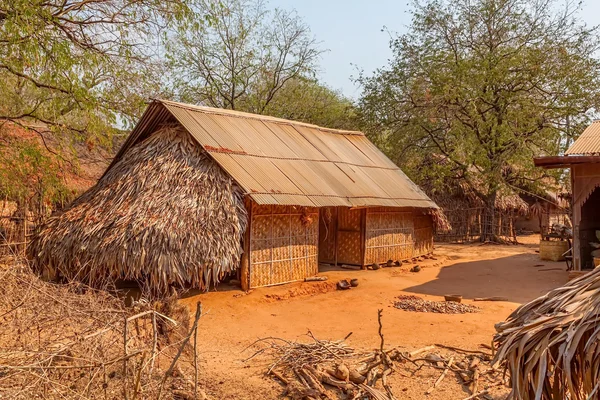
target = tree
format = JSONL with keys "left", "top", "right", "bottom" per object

{"left": 357, "top": 0, "right": 600, "bottom": 240}
{"left": 167, "top": 0, "right": 323, "bottom": 113}
{"left": 0, "top": 0, "right": 190, "bottom": 136}
{"left": 263, "top": 78, "right": 357, "bottom": 130}
{"left": 0, "top": 0, "right": 191, "bottom": 215}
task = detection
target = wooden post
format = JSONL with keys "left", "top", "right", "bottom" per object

{"left": 360, "top": 208, "right": 367, "bottom": 269}
{"left": 240, "top": 199, "right": 252, "bottom": 291}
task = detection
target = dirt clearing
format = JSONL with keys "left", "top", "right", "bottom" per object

{"left": 179, "top": 236, "right": 567, "bottom": 399}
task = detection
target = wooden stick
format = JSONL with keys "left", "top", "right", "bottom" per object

{"left": 435, "top": 344, "right": 490, "bottom": 356}
{"left": 123, "top": 316, "right": 128, "bottom": 400}
{"left": 157, "top": 302, "right": 202, "bottom": 400}
{"left": 304, "top": 276, "right": 328, "bottom": 282}
{"left": 409, "top": 345, "right": 435, "bottom": 358}
{"left": 473, "top": 297, "right": 509, "bottom": 302}
{"left": 150, "top": 311, "right": 158, "bottom": 376}
{"left": 426, "top": 356, "right": 454, "bottom": 394}
{"left": 377, "top": 309, "right": 385, "bottom": 354}
{"left": 462, "top": 389, "right": 489, "bottom": 400}
{"left": 194, "top": 319, "right": 199, "bottom": 400}
{"left": 471, "top": 367, "right": 480, "bottom": 395}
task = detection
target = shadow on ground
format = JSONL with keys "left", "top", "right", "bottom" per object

{"left": 402, "top": 253, "right": 567, "bottom": 304}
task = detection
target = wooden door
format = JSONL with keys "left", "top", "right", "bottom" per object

{"left": 336, "top": 207, "right": 364, "bottom": 266}
{"left": 318, "top": 207, "right": 337, "bottom": 264}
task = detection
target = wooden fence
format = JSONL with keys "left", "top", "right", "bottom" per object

{"left": 435, "top": 207, "right": 518, "bottom": 243}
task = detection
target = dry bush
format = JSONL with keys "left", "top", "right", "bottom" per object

{"left": 0, "top": 256, "right": 202, "bottom": 399}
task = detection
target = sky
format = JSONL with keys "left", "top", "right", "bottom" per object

{"left": 270, "top": 0, "right": 600, "bottom": 99}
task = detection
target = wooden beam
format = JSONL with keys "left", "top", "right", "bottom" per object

{"left": 534, "top": 155, "right": 600, "bottom": 169}
{"left": 240, "top": 198, "right": 252, "bottom": 291}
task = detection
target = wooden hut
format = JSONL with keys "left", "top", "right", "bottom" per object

{"left": 31, "top": 100, "right": 440, "bottom": 292}
{"left": 535, "top": 120, "right": 600, "bottom": 270}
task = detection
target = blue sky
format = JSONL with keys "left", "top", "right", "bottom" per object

{"left": 270, "top": 0, "right": 600, "bottom": 99}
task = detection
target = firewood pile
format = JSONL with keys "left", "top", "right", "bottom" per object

{"left": 393, "top": 295, "right": 480, "bottom": 314}
{"left": 247, "top": 312, "right": 506, "bottom": 400}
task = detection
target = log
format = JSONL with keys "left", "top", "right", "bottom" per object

{"left": 304, "top": 276, "right": 328, "bottom": 282}
{"left": 409, "top": 345, "right": 435, "bottom": 358}
{"left": 426, "top": 356, "right": 454, "bottom": 394}
{"left": 470, "top": 367, "right": 480, "bottom": 395}
{"left": 473, "top": 297, "right": 509, "bottom": 302}
{"left": 462, "top": 389, "right": 489, "bottom": 400}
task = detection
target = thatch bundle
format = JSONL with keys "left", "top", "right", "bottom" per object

{"left": 29, "top": 125, "right": 247, "bottom": 294}
{"left": 493, "top": 269, "right": 600, "bottom": 399}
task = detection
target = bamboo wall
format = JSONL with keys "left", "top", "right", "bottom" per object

{"left": 336, "top": 207, "right": 364, "bottom": 265}
{"left": 249, "top": 203, "right": 319, "bottom": 288}
{"left": 364, "top": 207, "right": 433, "bottom": 265}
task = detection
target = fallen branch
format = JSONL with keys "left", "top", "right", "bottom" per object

{"left": 426, "top": 356, "right": 454, "bottom": 394}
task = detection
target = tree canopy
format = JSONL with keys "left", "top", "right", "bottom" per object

{"left": 0, "top": 0, "right": 192, "bottom": 207}
{"left": 167, "top": 0, "right": 323, "bottom": 114}
{"left": 357, "top": 0, "right": 600, "bottom": 219}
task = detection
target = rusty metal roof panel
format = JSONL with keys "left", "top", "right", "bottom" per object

{"left": 566, "top": 121, "right": 600, "bottom": 155}
{"left": 115, "top": 100, "right": 438, "bottom": 209}
{"left": 251, "top": 193, "right": 317, "bottom": 207}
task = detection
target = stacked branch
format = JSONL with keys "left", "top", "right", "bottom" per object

{"left": 0, "top": 257, "right": 205, "bottom": 399}
{"left": 248, "top": 328, "right": 506, "bottom": 399}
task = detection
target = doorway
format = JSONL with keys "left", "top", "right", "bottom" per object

{"left": 318, "top": 207, "right": 365, "bottom": 266}
{"left": 580, "top": 186, "right": 600, "bottom": 269}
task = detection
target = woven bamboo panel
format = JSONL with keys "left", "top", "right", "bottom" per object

{"left": 253, "top": 204, "right": 272, "bottom": 215}
{"left": 413, "top": 214, "right": 434, "bottom": 256}
{"left": 251, "top": 214, "right": 272, "bottom": 239}
{"left": 336, "top": 208, "right": 364, "bottom": 265}
{"left": 249, "top": 204, "right": 319, "bottom": 288}
{"left": 365, "top": 207, "right": 426, "bottom": 264}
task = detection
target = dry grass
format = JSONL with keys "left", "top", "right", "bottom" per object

{"left": 0, "top": 256, "right": 203, "bottom": 399}
{"left": 494, "top": 268, "right": 600, "bottom": 400}
{"left": 29, "top": 125, "right": 247, "bottom": 295}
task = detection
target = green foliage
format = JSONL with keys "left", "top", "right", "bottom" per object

{"left": 0, "top": 134, "right": 70, "bottom": 209}
{"left": 263, "top": 78, "right": 357, "bottom": 130}
{"left": 0, "top": 0, "right": 193, "bottom": 207}
{"left": 357, "top": 0, "right": 600, "bottom": 202}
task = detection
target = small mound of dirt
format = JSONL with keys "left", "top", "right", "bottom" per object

{"left": 393, "top": 295, "right": 479, "bottom": 314}
{"left": 264, "top": 281, "right": 337, "bottom": 301}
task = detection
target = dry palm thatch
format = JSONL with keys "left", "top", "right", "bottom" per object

{"left": 29, "top": 125, "right": 247, "bottom": 295}
{"left": 428, "top": 208, "right": 452, "bottom": 232}
{"left": 493, "top": 269, "right": 600, "bottom": 399}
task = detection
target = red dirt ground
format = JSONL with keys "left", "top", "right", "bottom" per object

{"left": 179, "top": 236, "right": 568, "bottom": 399}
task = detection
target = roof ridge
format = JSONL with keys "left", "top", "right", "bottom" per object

{"left": 154, "top": 99, "right": 365, "bottom": 136}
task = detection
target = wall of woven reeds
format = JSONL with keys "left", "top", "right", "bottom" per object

{"left": 0, "top": 201, "right": 37, "bottom": 256}
{"left": 414, "top": 213, "right": 434, "bottom": 255}
{"left": 249, "top": 203, "right": 319, "bottom": 288}
{"left": 335, "top": 207, "right": 364, "bottom": 265}
{"left": 364, "top": 207, "right": 433, "bottom": 265}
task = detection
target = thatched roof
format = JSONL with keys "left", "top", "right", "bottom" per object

{"left": 111, "top": 100, "right": 438, "bottom": 209}
{"left": 430, "top": 189, "right": 528, "bottom": 214}
{"left": 29, "top": 125, "right": 247, "bottom": 294}
{"left": 493, "top": 269, "right": 600, "bottom": 399}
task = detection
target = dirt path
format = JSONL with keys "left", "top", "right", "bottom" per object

{"left": 180, "top": 236, "right": 568, "bottom": 399}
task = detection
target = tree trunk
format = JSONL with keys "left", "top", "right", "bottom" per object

{"left": 480, "top": 192, "right": 497, "bottom": 242}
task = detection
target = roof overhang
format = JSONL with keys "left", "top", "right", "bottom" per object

{"left": 534, "top": 155, "right": 600, "bottom": 169}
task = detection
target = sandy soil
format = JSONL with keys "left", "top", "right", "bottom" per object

{"left": 179, "top": 236, "right": 568, "bottom": 399}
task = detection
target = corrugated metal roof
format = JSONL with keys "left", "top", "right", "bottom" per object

{"left": 566, "top": 121, "right": 600, "bottom": 155}
{"left": 110, "top": 100, "right": 438, "bottom": 209}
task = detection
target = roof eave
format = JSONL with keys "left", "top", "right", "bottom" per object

{"left": 533, "top": 155, "right": 600, "bottom": 169}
